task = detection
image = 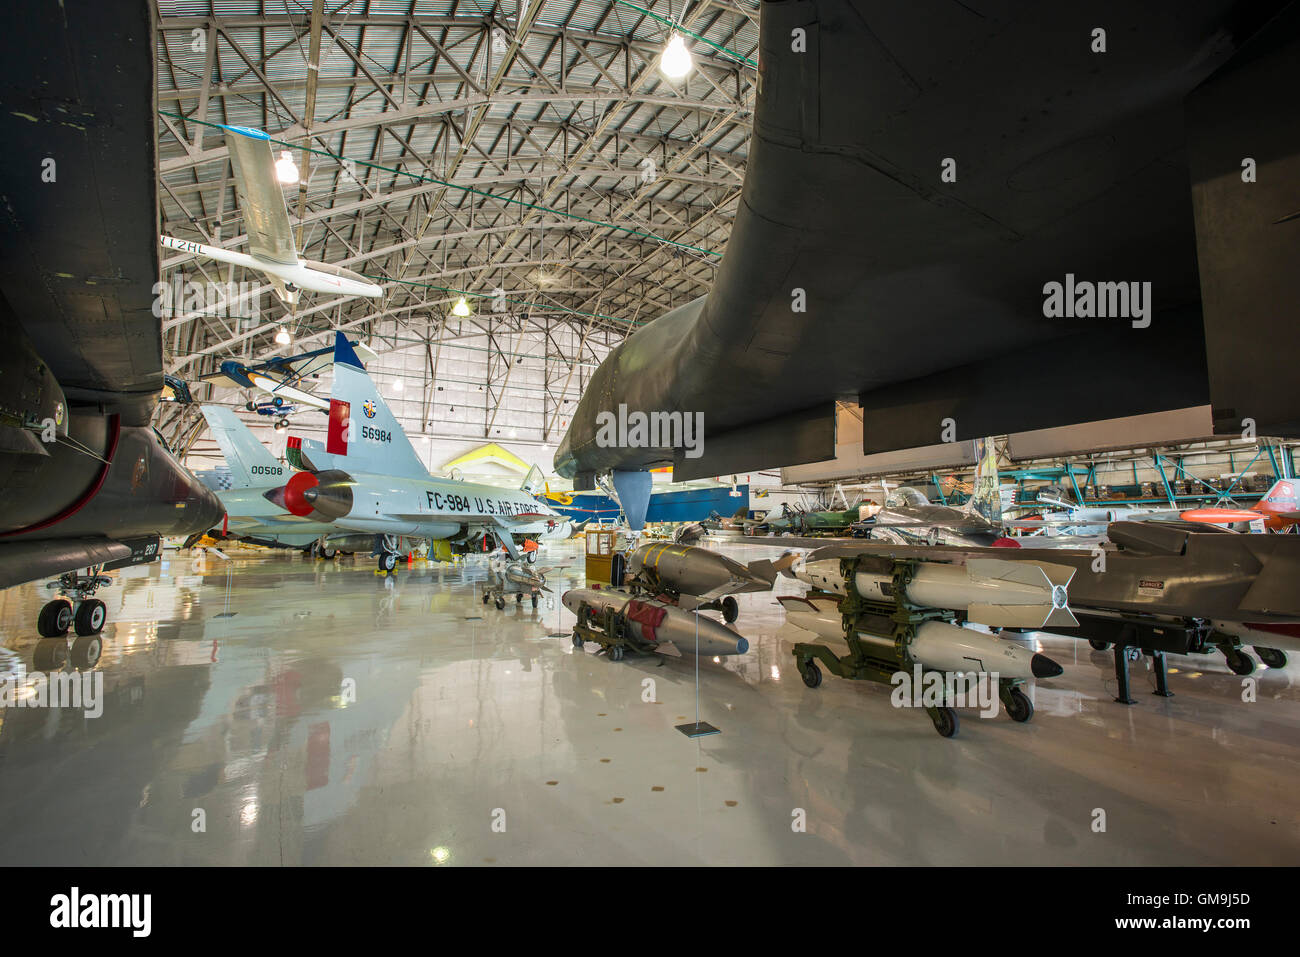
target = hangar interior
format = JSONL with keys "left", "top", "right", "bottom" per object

{"left": 2, "top": 0, "right": 1299, "bottom": 869}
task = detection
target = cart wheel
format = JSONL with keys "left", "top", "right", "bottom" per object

{"left": 1256, "top": 646, "right": 1288, "bottom": 669}
{"left": 609, "top": 646, "right": 624, "bottom": 662}
{"left": 1088, "top": 639, "right": 1112, "bottom": 652}
{"left": 931, "top": 707, "right": 959, "bottom": 738}
{"left": 1225, "top": 648, "right": 1256, "bottom": 676}
{"left": 1006, "top": 688, "right": 1034, "bottom": 723}
{"left": 572, "top": 633, "right": 584, "bottom": 649}
{"left": 801, "top": 661, "right": 822, "bottom": 689}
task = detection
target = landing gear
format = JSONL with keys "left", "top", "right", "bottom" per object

{"left": 494, "top": 597, "right": 505, "bottom": 610}
{"left": 515, "top": 593, "right": 523, "bottom": 604}
{"left": 526, "top": 548, "right": 538, "bottom": 565}
{"left": 320, "top": 544, "right": 337, "bottom": 559}
{"left": 1005, "top": 688, "right": 1034, "bottom": 723}
{"left": 531, "top": 594, "right": 539, "bottom": 609}
{"left": 1224, "top": 647, "right": 1256, "bottom": 676}
{"left": 482, "top": 593, "right": 491, "bottom": 605}
{"left": 929, "top": 706, "right": 959, "bottom": 738}
{"left": 273, "top": 417, "right": 289, "bottom": 431}
{"left": 721, "top": 595, "right": 739, "bottom": 624}
{"left": 376, "top": 535, "right": 400, "bottom": 573}
{"left": 1256, "top": 646, "right": 1288, "bottom": 669}
{"left": 379, "top": 553, "right": 397, "bottom": 572}
{"left": 40, "top": 566, "right": 111, "bottom": 637}
{"left": 37, "top": 600, "right": 73, "bottom": 638}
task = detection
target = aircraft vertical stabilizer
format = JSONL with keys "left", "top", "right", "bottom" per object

{"left": 200, "top": 405, "right": 288, "bottom": 488}
{"left": 326, "top": 332, "right": 429, "bottom": 480}
{"left": 965, "top": 437, "right": 1003, "bottom": 526}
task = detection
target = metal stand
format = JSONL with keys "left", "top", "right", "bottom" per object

{"left": 1151, "top": 650, "right": 1174, "bottom": 697}
{"left": 210, "top": 548, "right": 237, "bottom": 618}
{"left": 676, "top": 609, "right": 720, "bottom": 738}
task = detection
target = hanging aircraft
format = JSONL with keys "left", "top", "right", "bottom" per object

{"left": 0, "top": 0, "right": 224, "bottom": 638}
{"left": 262, "top": 333, "right": 567, "bottom": 570}
{"left": 161, "top": 125, "right": 382, "bottom": 306}
{"left": 554, "top": 1, "right": 1300, "bottom": 531}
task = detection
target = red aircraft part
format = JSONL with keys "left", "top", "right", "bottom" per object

{"left": 283, "top": 471, "right": 320, "bottom": 517}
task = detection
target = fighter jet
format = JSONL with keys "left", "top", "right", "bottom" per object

{"left": 196, "top": 405, "right": 366, "bottom": 555}
{"left": 0, "top": 1, "right": 224, "bottom": 638}
{"left": 161, "top": 126, "right": 381, "bottom": 307}
{"left": 263, "top": 334, "right": 565, "bottom": 570}
{"left": 763, "top": 501, "right": 875, "bottom": 537}
{"left": 554, "top": 2, "right": 1300, "bottom": 529}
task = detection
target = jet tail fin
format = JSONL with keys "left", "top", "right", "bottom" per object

{"left": 325, "top": 333, "right": 429, "bottom": 480}
{"left": 963, "top": 437, "right": 1003, "bottom": 526}
{"left": 1254, "top": 479, "right": 1299, "bottom": 513}
{"left": 200, "top": 405, "right": 289, "bottom": 488}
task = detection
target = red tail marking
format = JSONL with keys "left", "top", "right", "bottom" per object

{"left": 327, "top": 399, "right": 350, "bottom": 455}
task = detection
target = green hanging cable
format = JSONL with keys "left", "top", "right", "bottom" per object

{"left": 371, "top": 275, "right": 647, "bottom": 328}
{"left": 614, "top": 0, "right": 757, "bottom": 68}
{"left": 159, "top": 111, "right": 722, "bottom": 259}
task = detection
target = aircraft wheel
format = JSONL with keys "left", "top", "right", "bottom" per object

{"left": 272, "top": 396, "right": 284, "bottom": 407}
{"left": 482, "top": 593, "right": 491, "bottom": 605}
{"left": 572, "top": 633, "right": 584, "bottom": 649}
{"left": 515, "top": 593, "right": 523, "bottom": 604}
{"left": 526, "top": 549, "right": 538, "bottom": 565}
{"left": 74, "top": 599, "right": 106, "bottom": 636}
{"left": 274, "top": 418, "right": 288, "bottom": 431}
{"left": 609, "top": 646, "right": 624, "bottom": 662}
{"left": 70, "top": 635, "right": 103, "bottom": 669}
{"left": 321, "top": 545, "right": 337, "bottom": 559}
{"left": 245, "top": 401, "right": 256, "bottom": 411}
{"left": 1006, "top": 688, "right": 1034, "bottom": 723}
{"left": 931, "top": 707, "right": 959, "bottom": 738}
{"left": 495, "top": 598, "right": 505, "bottom": 610}
{"left": 37, "top": 599, "right": 73, "bottom": 638}
{"left": 379, "top": 553, "right": 397, "bottom": 572}
{"left": 801, "top": 662, "right": 822, "bottom": 689}
{"left": 33, "top": 639, "right": 69, "bottom": 671}
{"left": 1225, "top": 648, "right": 1256, "bottom": 676}
{"left": 1088, "top": 639, "right": 1112, "bottom": 652}
{"left": 1255, "top": 646, "right": 1288, "bottom": 669}
{"left": 531, "top": 594, "right": 539, "bottom": 609}
{"left": 721, "top": 596, "right": 739, "bottom": 623}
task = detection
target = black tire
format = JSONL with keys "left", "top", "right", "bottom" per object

{"left": 495, "top": 598, "right": 505, "bottom": 610}
{"left": 74, "top": 599, "right": 106, "bottom": 637}
{"left": 1225, "top": 648, "right": 1256, "bottom": 676}
{"left": 721, "top": 595, "right": 739, "bottom": 623}
{"left": 932, "top": 707, "right": 959, "bottom": 738}
{"left": 610, "top": 553, "right": 625, "bottom": 585}
{"left": 531, "top": 594, "right": 539, "bottom": 609}
{"left": 1088, "top": 639, "right": 1112, "bottom": 652}
{"left": 379, "top": 553, "right": 396, "bottom": 572}
{"left": 1006, "top": 688, "right": 1034, "bottom": 723}
{"left": 272, "top": 396, "right": 284, "bottom": 407}
{"left": 572, "top": 633, "right": 584, "bottom": 649}
{"left": 70, "top": 635, "right": 103, "bottom": 669}
{"left": 609, "top": 646, "right": 624, "bottom": 662}
{"left": 526, "top": 549, "right": 538, "bottom": 564}
{"left": 1255, "top": 646, "right": 1288, "bottom": 669}
{"left": 515, "top": 593, "right": 523, "bottom": 604}
{"left": 482, "top": 593, "right": 491, "bottom": 605}
{"left": 321, "top": 545, "right": 336, "bottom": 559}
{"left": 245, "top": 401, "right": 256, "bottom": 411}
{"left": 801, "top": 662, "right": 822, "bottom": 688}
{"left": 37, "top": 600, "right": 73, "bottom": 638}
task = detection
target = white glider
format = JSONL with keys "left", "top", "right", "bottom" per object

{"left": 161, "top": 125, "right": 382, "bottom": 306}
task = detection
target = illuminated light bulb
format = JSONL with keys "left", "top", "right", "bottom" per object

{"left": 660, "top": 33, "right": 693, "bottom": 80}
{"left": 392, "top": 378, "right": 404, "bottom": 392}
{"left": 274, "top": 326, "right": 292, "bottom": 345}
{"left": 451, "top": 297, "right": 471, "bottom": 317}
{"left": 275, "top": 150, "right": 300, "bottom": 185}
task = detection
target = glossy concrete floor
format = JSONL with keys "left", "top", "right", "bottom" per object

{"left": 0, "top": 538, "right": 1297, "bottom": 866}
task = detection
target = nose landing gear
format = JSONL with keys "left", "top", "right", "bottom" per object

{"left": 38, "top": 567, "right": 112, "bottom": 638}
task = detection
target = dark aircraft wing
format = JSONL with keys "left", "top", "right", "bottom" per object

{"left": 556, "top": 0, "right": 1300, "bottom": 488}
{"left": 0, "top": 0, "right": 160, "bottom": 426}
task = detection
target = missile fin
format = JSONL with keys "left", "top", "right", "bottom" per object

{"left": 967, "top": 602, "right": 1059, "bottom": 629}
{"left": 966, "top": 558, "right": 1074, "bottom": 590}
{"left": 654, "top": 640, "right": 683, "bottom": 657}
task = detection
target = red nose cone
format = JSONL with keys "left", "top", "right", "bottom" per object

{"left": 991, "top": 536, "right": 1022, "bottom": 548}
{"left": 284, "top": 471, "right": 319, "bottom": 517}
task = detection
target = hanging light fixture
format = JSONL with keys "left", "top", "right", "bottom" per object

{"left": 275, "top": 326, "right": 292, "bottom": 345}
{"left": 392, "top": 377, "right": 404, "bottom": 392}
{"left": 451, "top": 297, "right": 471, "bottom": 317}
{"left": 274, "top": 150, "right": 300, "bottom": 185}
{"left": 660, "top": 33, "right": 693, "bottom": 80}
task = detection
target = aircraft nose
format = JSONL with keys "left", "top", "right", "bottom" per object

{"left": 190, "top": 480, "right": 226, "bottom": 533}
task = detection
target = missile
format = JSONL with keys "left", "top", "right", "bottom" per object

{"left": 777, "top": 595, "right": 1063, "bottom": 680}
{"left": 784, "top": 555, "right": 1077, "bottom": 629}
{"left": 501, "top": 561, "right": 550, "bottom": 593}
{"left": 627, "top": 541, "right": 776, "bottom": 601}
{"left": 563, "top": 587, "right": 750, "bottom": 657}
